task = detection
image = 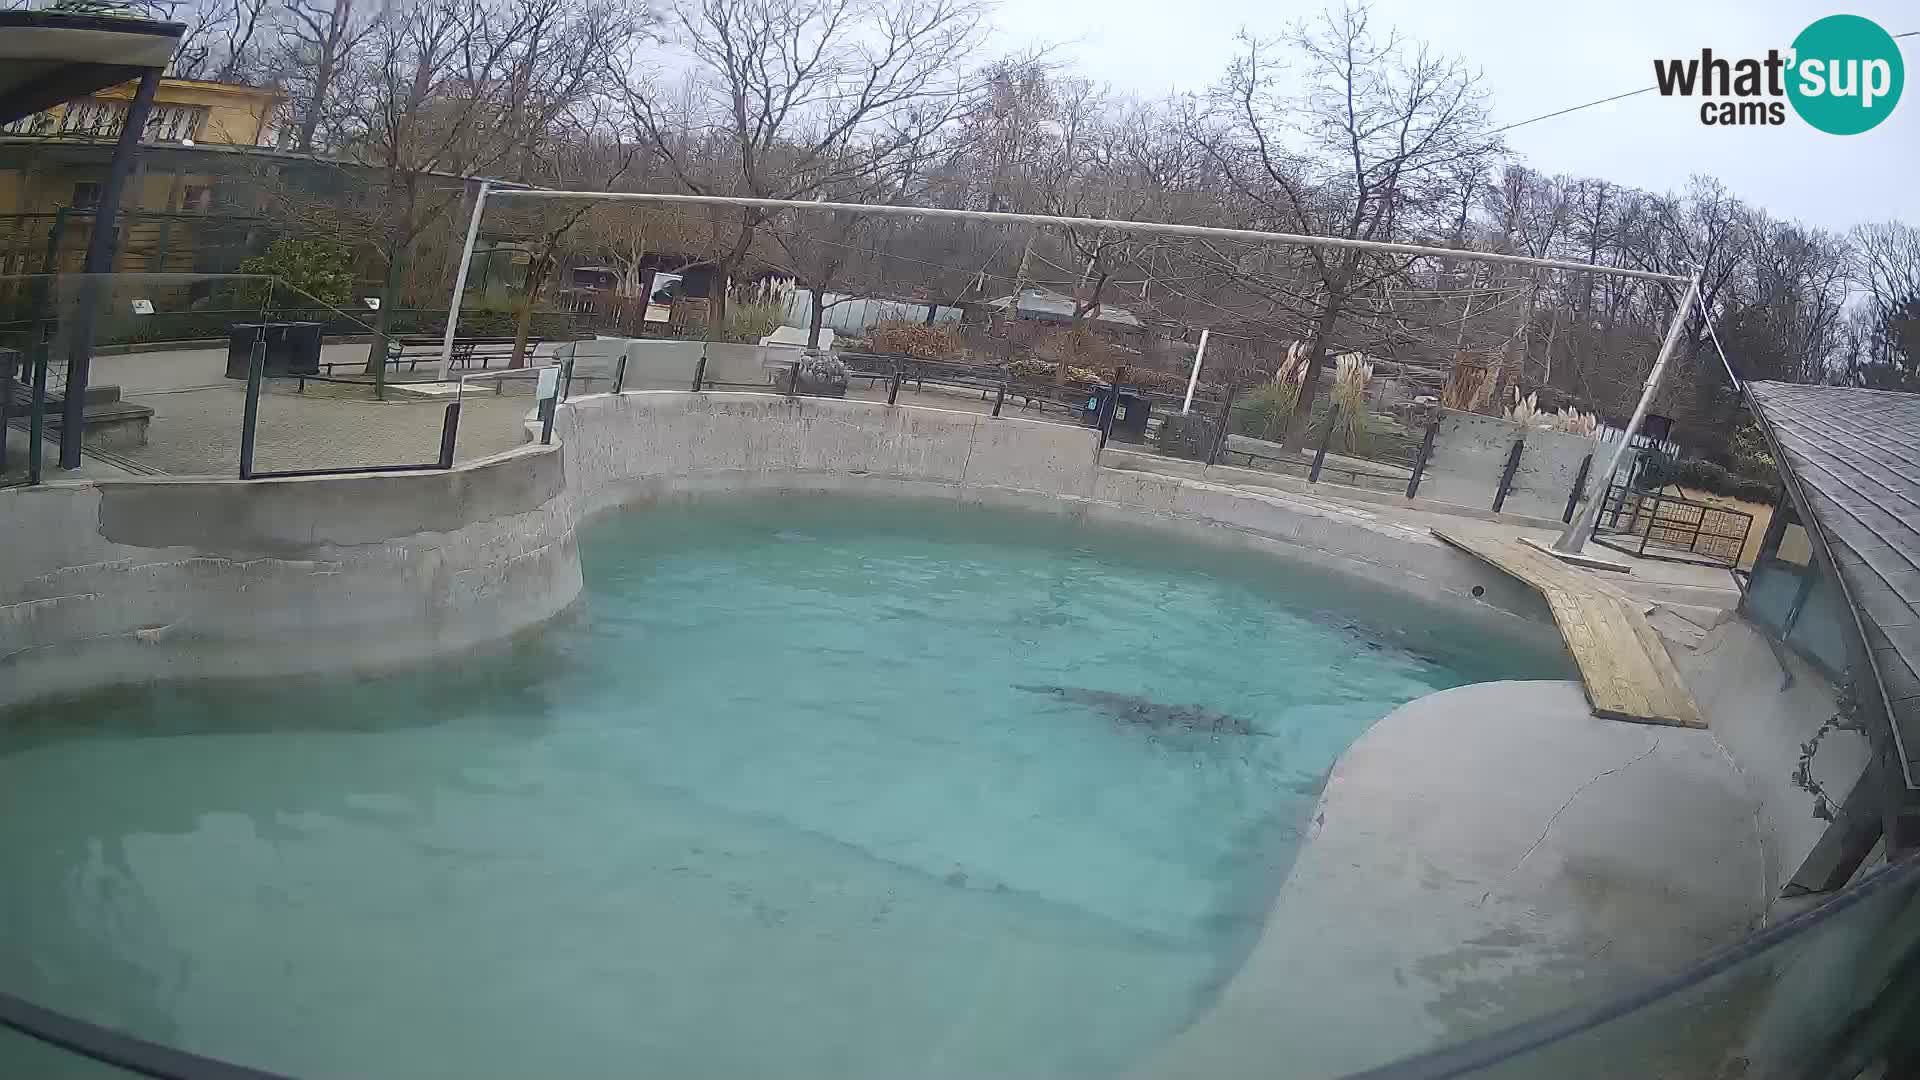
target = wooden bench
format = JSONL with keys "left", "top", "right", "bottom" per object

{"left": 315, "top": 336, "right": 546, "bottom": 375}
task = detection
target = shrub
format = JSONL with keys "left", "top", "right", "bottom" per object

{"left": 1638, "top": 455, "right": 1777, "bottom": 505}
{"left": 1230, "top": 383, "right": 1299, "bottom": 441}
{"left": 866, "top": 320, "right": 962, "bottom": 358}
{"left": 237, "top": 237, "right": 355, "bottom": 309}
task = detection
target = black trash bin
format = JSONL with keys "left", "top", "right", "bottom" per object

{"left": 1079, "top": 383, "right": 1151, "bottom": 443}
{"left": 226, "top": 322, "right": 324, "bottom": 379}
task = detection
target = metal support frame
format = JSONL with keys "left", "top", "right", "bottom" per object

{"left": 1406, "top": 418, "right": 1439, "bottom": 499}
{"left": 1492, "top": 438, "right": 1525, "bottom": 513}
{"left": 1557, "top": 270, "right": 1703, "bottom": 553}
{"left": 60, "top": 65, "right": 163, "bottom": 471}
{"left": 437, "top": 189, "right": 1689, "bottom": 416}
{"left": 1309, "top": 404, "right": 1340, "bottom": 483}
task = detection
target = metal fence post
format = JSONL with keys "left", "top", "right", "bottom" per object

{"left": 887, "top": 362, "right": 903, "bottom": 405}
{"left": 1491, "top": 438, "right": 1525, "bottom": 512}
{"left": 238, "top": 340, "right": 265, "bottom": 479}
{"left": 612, "top": 352, "right": 627, "bottom": 395}
{"left": 1207, "top": 382, "right": 1237, "bottom": 466}
{"left": 438, "top": 401, "right": 462, "bottom": 468}
{"left": 1309, "top": 403, "right": 1341, "bottom": 483}
{"left": 0, "top": 351, "right": 13, "bottom": 474}
{"left": 786, "top": 359, "right": 801, "bottom": 397}
{"left": 1563, "top": 453, "right": 1593, "bottom": 524}
{"left": 560, "top": 354, "right": 575, "bottom": 402}
{"left": 26, "top": 341, "right": 47, "bottom": 485}
{"left": 1406, "top": 417, "right": 1439, "bottom": 498}
{"left": 691, "top": 345, "right": 708, "bottom": 391}
{"left": 1638, "top": 491, "right": 1662, "bottom": 557}
{"left": 992, "top": 379, "right": 1006, "bottom": 417}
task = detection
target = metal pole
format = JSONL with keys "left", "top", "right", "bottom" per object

{"left": 1207, "top": 382, "right": 1237, "bottom": 467}
{"left": 61, "top": 67, "right": 162, "bottom": 470}
{"left": 238, "top": 340, "right": 265, "bottom": 479}
{"left": 786, "top": 359, "right": 800, "bottom": 397}
{"left": 0, "top": 351, "right": 12, "bottom": 473}
{"left": 437, "top": 180, "right": 491, "bottom": 381}
{"left": 1181, "top": 328, "right": 1209, "bottom": 414}
{"left": 992, "top": 380, "right": 1006, "bottom": 417}
{"left": 1309, "top": 403, "right": 1340, "bottom": 483}
{"left": 27, "top": 342, "right": 46, "bottom": 484}
{"left": 438, "top": 401, "right": 462, "bottom": 468}
{"left": 887, "top": 362, "right": 902, "bottom": 405}
{"left": 1563, "top": 453, "right": 1593, "bottom": 524}
{"left": 612, "top": 353, "right": 628, "bottom": 395}
{"left": 1555, "top": 269, "right": 1703, "bottom": 553}
{"left": 1406, "top": 417, "right": 1439, "bottom": 499}
{"left": 1492, "top": 438, "right": 1525, "bottom": 513}
{"left": 691, "top": 344, "right": 708, "bottom": 391}
{"left": 493, "top": 190, "right": 1690, "bottom": 285}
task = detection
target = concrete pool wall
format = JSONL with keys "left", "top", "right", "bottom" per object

{"left": 554, "top": 391, "right": 1558, "bottom": 636}
{"left": 2, "top": 389, "right": 1557, "bottom": 707}
{"left": 0, "top": 445, "right": 579, "bottom": 709}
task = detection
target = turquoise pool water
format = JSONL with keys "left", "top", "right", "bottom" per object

{"left": 0, "top": 496, "right": 1567, "bottom": 1079}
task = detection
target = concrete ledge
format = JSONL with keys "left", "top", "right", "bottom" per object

{"left": 0, "top": 444, "right": 579, "bottom": 708}
{"left": 1139, "top": 680, "right": 1767, "bottom": 1080}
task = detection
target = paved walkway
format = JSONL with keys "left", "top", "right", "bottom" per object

{"left": 72, "top": 345, "right": 548, "bottom": 477}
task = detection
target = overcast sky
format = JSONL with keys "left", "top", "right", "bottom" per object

{"left": 990, "top": 0, "right": 1918, "bottom": 234}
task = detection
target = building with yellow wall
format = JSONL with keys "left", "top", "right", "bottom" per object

{"left": 0, "top": 78, "right": 282, "bottom": 277}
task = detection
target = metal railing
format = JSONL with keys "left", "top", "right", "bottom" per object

{"left": 1592, "top": 483, "right": 1754, "bottom": 568}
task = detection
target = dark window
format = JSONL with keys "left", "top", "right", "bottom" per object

{"left": 71, "top": 182, "right": 101, "bottom": 209}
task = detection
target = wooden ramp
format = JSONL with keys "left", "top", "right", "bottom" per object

{"left": 1432, "top": 529, "right": 1705, "bottom": 729}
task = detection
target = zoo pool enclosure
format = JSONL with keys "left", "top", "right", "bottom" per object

{"left": 2, "top": 492, "right": 1918, "bottom": 1079}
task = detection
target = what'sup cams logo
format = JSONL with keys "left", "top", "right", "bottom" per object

{"left": 1654, "top": 14, "right": 1904, "bottom": 134}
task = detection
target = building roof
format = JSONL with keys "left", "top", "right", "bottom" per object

{"left": 984, "top": 287, "right": 1143, "bottom": 328}
{"left": 0, "top": 11, "right": 183, "bottom": 126}
{"left": 1746, "top": 381, "right": 1920, "bottom": 788}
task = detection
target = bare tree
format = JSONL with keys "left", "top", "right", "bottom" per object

{"left": 1193, "top": 2, "right": 1501, "bottom": 449}
{"left": 624, "top": 0, "right": 989, "bottom": 323}
{"left": 281, "top": 0, "right": 375, "bottom": 152}
{"left": 1847, "top": 220, "right": 1920, "bottom": 390}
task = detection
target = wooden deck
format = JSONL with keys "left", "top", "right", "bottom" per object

{"left": 1432, "top": 529, "right": 1705, "bottom": 729}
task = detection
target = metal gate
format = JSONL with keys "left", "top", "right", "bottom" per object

{"left": 1592, "top": 452, "right": 1754, "bottom": 568}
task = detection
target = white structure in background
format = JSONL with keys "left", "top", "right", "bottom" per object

{"left": 783, "top": 290, "right": 963, "bottom": 334}
{"left": 758, "top": 325, "right": 835, "bottom": 352}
